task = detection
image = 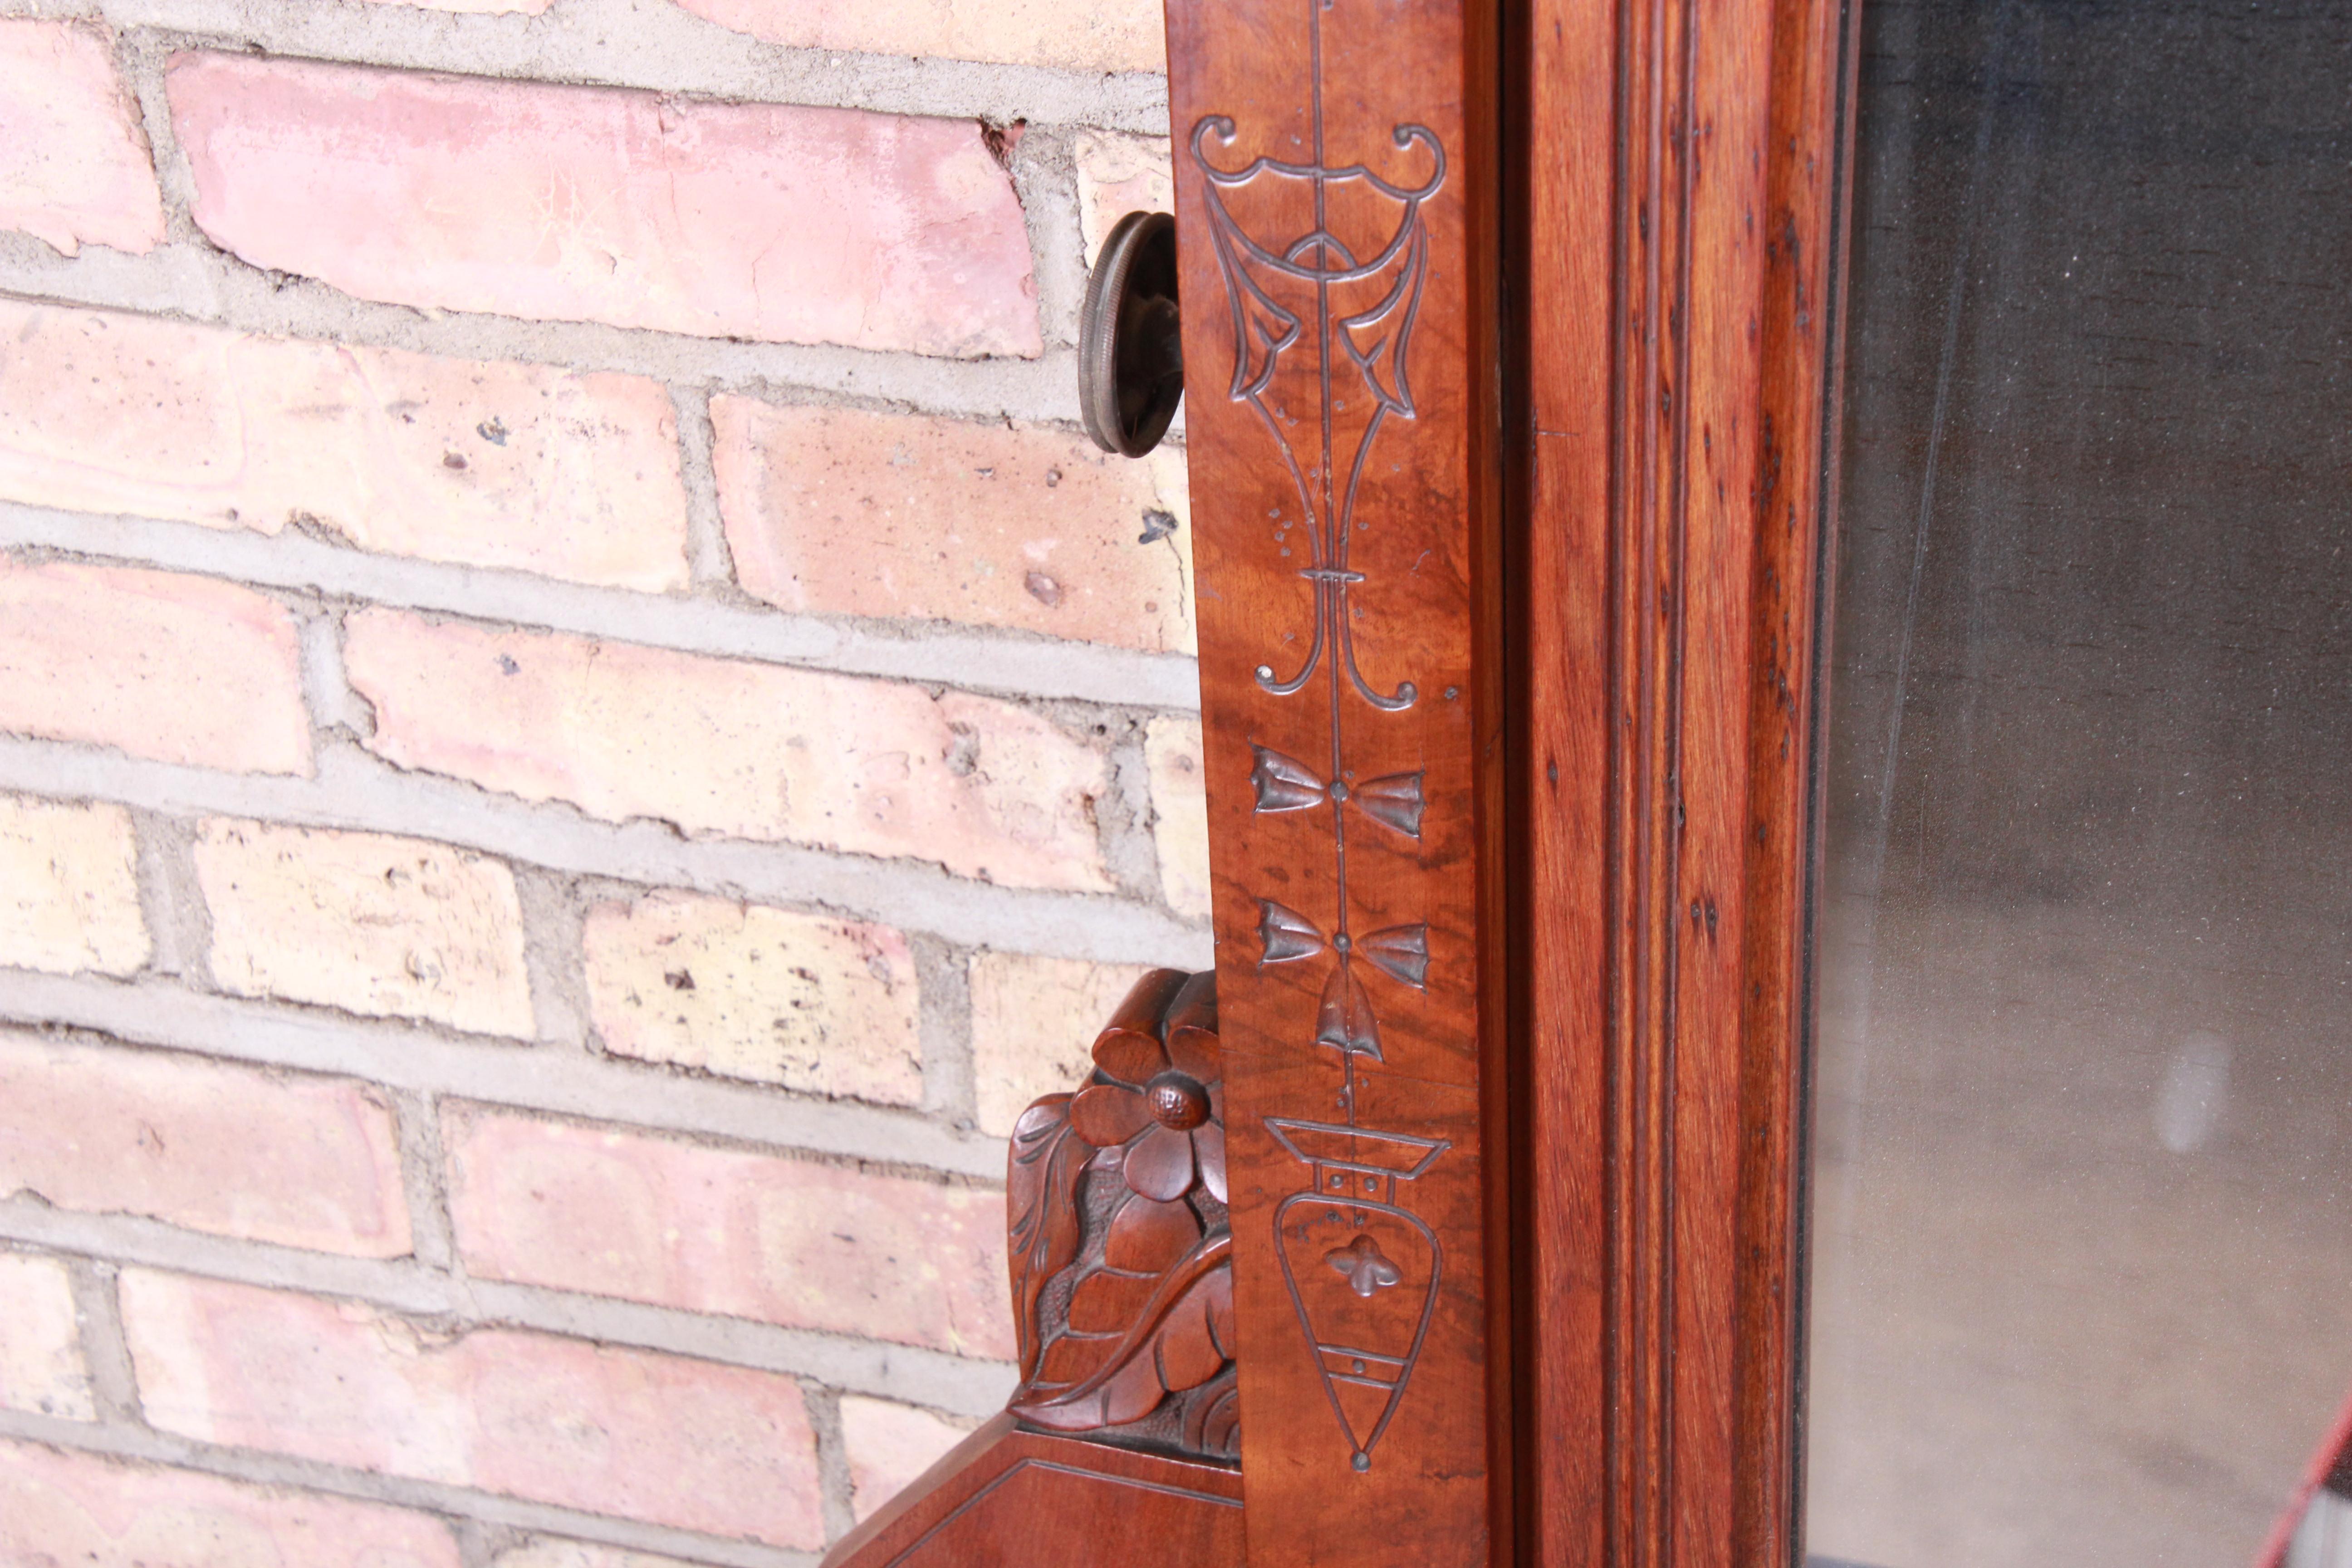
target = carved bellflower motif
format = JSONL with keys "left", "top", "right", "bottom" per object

{"left": 1070, "top": 1011, "right": 1228, "bottom": 1204}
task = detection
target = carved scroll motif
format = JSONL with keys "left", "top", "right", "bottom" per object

{"left": 1004, "top": 969, "right": 1240, "bottom": 1463}
{"left": 1191, "top": 0, "right": 1452, "bottom": 1475}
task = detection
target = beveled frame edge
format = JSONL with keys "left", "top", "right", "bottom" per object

{"left": 1507, "top": 0, "right": 1862, "bottom": 1561}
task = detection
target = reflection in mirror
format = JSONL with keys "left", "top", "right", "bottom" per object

{"left": 1804, "top": 2, "right": 2352, "bottom": 1564}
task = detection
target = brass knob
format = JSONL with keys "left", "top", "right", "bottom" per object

{"left": 1078, "top": 211, "right": 1183, "bottom": 457}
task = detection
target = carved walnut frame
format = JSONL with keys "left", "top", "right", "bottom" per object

{"left": 819, "top": 0, "right": 1857, "bottom": 1563}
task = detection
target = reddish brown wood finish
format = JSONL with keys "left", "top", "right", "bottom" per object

{"left": 1514, "top": 0, "right": 1853, "bottom": 1565}
{"left": 1161, "top": 0, "right": 1508, "bottom": 1563}
{"left": 818, "top": 1415, "right": 1244, "bottom": 1568}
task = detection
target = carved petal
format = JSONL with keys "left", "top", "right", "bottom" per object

{"left": 1093, "top": 1030, "right": 1169, "bottom": 1087}
{"left": 1105, "top": 1192, "right": 1204, "bottom": 1273}
{"left": 1251, "top": 745, "right": 1328, "bottom": 812}
{"left": 1126, "top": 1124, "right": 1198, "bottom": 1201}
{"left": 1315, "top": 962, "right": 1384, "bottom": 1058}
{"left": 1358, "top": 923, "right": 1431, "bottom": 988}
{"left": 1194, "top": 1121, "right": 1229, "bottom": 1204}
{"left": 1166, "top": 1025, "right": 1221, "bottom": 1085}
{"left": 1070, "top": 1083, "right": 1153, "bottom": 1147}
{"left": 1353, "top": 771, "right": 1426, "bottom": 837}
{"left": 1259, "top": 899, "right": 1328, "bottom": 964}
{"left": 1089, "top": 969, "right": 1188, "bottom": 1084}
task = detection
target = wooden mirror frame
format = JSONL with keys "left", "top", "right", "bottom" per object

{"left": 1512, "top": 0, "right": 1859, "bottom": 1563}
{"left": 823, "top": 1, "right": 1863, "bottom": 1563}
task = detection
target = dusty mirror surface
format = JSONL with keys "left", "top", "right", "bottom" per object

{"left": 1805, "top": 2, "right": 2352, "bottom": 1563}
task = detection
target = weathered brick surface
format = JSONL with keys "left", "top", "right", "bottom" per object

{"left": 1073, "top": 131, "right": 1175, "bottom": 264}
{"left": 169, "top": 54, "right": 1042, "bottom": 358}
{"left": 0, "top": 794, "right": 149, "bottom": 977}
{"left": 0, "top": 20, "right": 164, "bottom": 257}
{"left": 364, "top": 0, "right": 551, "bottom": 12}
{"left": 840, "top": 1396, "right": 970, "bottom": 1523}
{"left": 583, "top": 889, "right": 921, "bottom": 1104}
{"left": 0, "top": 1031, "right": 411, "bottom": 1258}
{"left": 196, "top": 818, "right": 536, "bottom": 1038}
{"left": 1144, "top": 716, "right": 1212, "bottom": 921}
{"left": 122, "top": 1269, "right": 826, "bottom": 1548}
{"left": 0, "top": 1439, "right": 464, "bottom": 1568}
{"left": 495, "top": 1543, "right": 705, "bottom": 1568}
{"left": 667, "top": 0, "right": 1165, "bottom": 74}
{"left": 0, "top": 559, "right": 310, "bottom": 775}
{"left": 0, "top": 300, "right": 689, "bottom": 590}
{"left": 713, "top": 398, "right": 1195, "bottom": 654}
{"left": 967, "top": 952, "right": 1157, "bottom": 1137}
{"left": 0, "top": 1250, "right": 92, "bottom": 1421}
{"left": 342, "top": 610, "right": 1115, "bottom": 892}
{"left": 444, "top": 1107, "right": 1014, "bottom": 1359}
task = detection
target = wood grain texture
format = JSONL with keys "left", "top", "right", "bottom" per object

{"left": 1514, "top": 0, "right": 1853, "bottom": 1562}
{"left": 1161, "top": 0, "right": 1508, "bottom": 1562}
{"left": 818, "top": 1415, "right": 1245, "bottom": 1568}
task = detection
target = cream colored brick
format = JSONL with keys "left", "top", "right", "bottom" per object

{"left": 195, "top": 820, "right": 533, "bottom": 1037}
{"left": 1073, "top": 131, "right": 1174, "bottom": 265}
{"left": 583, "top": 891, "right": 921, "bottom": 1105}
{"left": 1144, "top": 717, "right": 1211, "bottom": 922}
{"left": 968, "top": 952, "right": 1157, "bottom": 1137}
{"left": 0, "top": 795, "right": 147, "bottom": 977}
{"left": 839, "top": 1396, "right": 970, "bottom": 1523}
{"left": 0, "top": 1251, "right": 93, "bottom": 1421}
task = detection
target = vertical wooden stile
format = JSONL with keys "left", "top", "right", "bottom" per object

{"left": 1161, "top": 0, "right": 1511, "bottom": 1562}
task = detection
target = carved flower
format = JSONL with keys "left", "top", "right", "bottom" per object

{"left": 1070, "top": 1022, "right": 1227, "bottom": 1204}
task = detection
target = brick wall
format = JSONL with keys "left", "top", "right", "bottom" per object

{"left": 0, "top": 2, "right": 1196, "bottom": 1563}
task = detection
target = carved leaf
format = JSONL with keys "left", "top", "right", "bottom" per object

{"left": 1251, "top": 745, "right": 1328, "bottom": 812}
{"left": 1154, "top": 1261, "right": 1235, "bottom": 1392}
{"left": 1316, "top": 962, "right": 1384, "bottom": 1058}
{"left": 1353, "top": 771, "right": 1426, "bottom": 838}
{"left": 1259, "top": 899, "right": 1327, "bottom": 964}
{"left": 1005, "top": 1094, "right": 1085, "bottom": 1383}
{"left": 1358, "top": 923, "right": 1431, "bottom": 988}
{"left": 1012, "top": 1232, "right": 1235, "bottom": 1433}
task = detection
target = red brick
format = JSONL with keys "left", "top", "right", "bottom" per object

{"left": 0, "top": 1439, "right": 462, "bottom": 1568}
{"left": 168, "top": 54, "right": 1040, "bottom": 358}
{"left": 0, "top": 1032, "right": 410, "bottom": 1258}
{"left": 0, "top": 20, "right": 165, "bottom": 257}
{"left": 341, "top": 610, "right": 1113, "bottom": 892}
{"left": 0, "top": 559, "right": 309, "bottom": 775}
{"left": 712, "top": 399, "right": 1195, "bottom": 654}
{"left": 122, "top": 1270, "right": 824, "bottom": 1548}
{"left": 444, "top": 1106, "right": 1014, "bottom": 1360}
{"left": 668, "top": 0, "right": 1166, "bottom": 74}
{"left": 0, "top": 300, "right": 689, "bottom": 590}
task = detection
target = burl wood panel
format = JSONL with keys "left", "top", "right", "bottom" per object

{"left": 1161, "top": 0, "right": 1507, "bottom": 1563}
{"left": 819, "top": 1415, "right": 1244, "bottom": 1568}
{"left": 1513, "top": 0, "right": 1854, "bottom": 1563}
